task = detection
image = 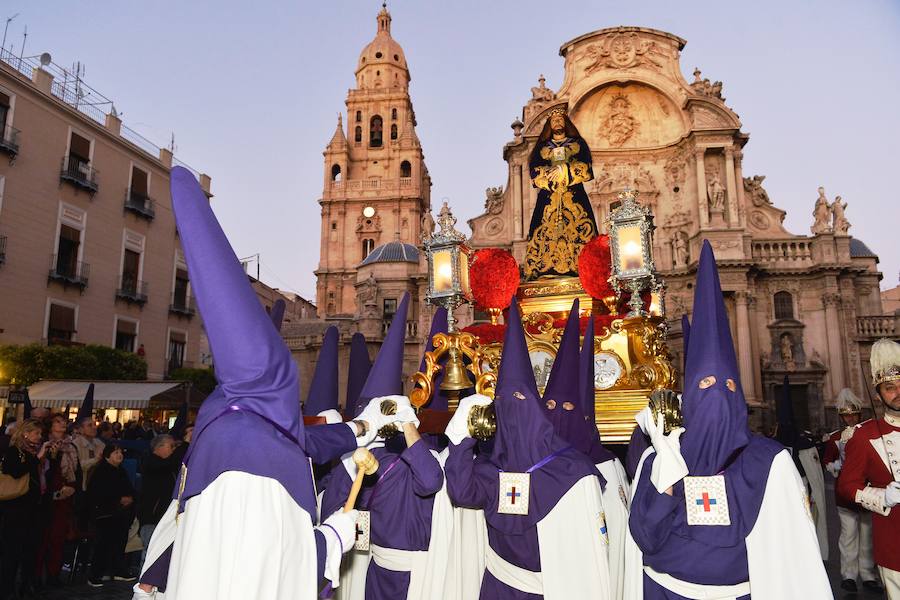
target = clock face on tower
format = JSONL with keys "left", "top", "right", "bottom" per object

{"left": 363, "top": 206, "right": 376, "bottom": 218}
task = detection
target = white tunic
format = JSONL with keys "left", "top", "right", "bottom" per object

{"left": 141, "top": 471, "right": 319, "bottom": 600}
{"left": 597, "top": 457, "right": 630, "bottom": 600}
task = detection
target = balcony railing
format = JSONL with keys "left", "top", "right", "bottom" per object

{"left": 124, "top": 189, "right": 156, "bottom": 220}
{"left": 48, "top": 253, "right": 89, "bottom": 290}
{"left": 751, "top": 239, "right": 814, "bottom": 267}
{"left": 116, "top": 276, "right": 148, "bottom": 305}
{"left": 856, "top": 315, "right": 896, "bottom": 339}
{"left": 0, "top": 124, "right": 19, "bottom": 159}
{"left": 60, "top": 156, "right": 99, "bottom": 195}
{"left": 0, "top": 236, "right": 6, "bottom": 265}
{"left": 381, "top": 320, "right": 419, "bottom": 338}
{"left": 169, "top": 293, "right": 196, "bottom": 317}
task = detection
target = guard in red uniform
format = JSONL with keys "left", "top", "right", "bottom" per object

{"left": 838, "top": 338, "right": 900, "bottom": 599}
{"left": 823, "top": 388, "right": 878, "bottom": 593}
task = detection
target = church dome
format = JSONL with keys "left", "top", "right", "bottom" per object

{"left": 356, "top": 6, "right": 409, "bottom": 78}
{"left": 360, "top": 240, "right": 420, "bottom": 266}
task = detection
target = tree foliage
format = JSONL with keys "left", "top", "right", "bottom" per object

{"left": 167, "top": 367, "right": 217, "bottom": 395}
{"left": 0, "top": 344, "right": 147, "bottom": 386}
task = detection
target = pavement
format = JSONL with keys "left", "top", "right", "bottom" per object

{"left": 33, "top": 476, "right": 886, "bottom": 599}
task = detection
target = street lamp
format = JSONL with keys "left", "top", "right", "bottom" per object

{"left": 607, "top": 189, "right": 663, "bottom": 318}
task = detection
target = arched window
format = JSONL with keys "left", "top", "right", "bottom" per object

{"left": 390, "top": 124, "right": 398, "bottom": 140}
{"left": 774, "top": 291, "right": 794, "bottom": 320}
{"left": 362, "top": 238, "right": 375, "bottom": 259}
{"left": 391, "top": 108, "right": 397, "bottom": 120}
{"left": 331, "top": 164, "right": 342, "bottom": 181}
{"left": 355, "top": 110, "right": 362, "bottom": 122}
{"left": 369, "top": 116, "right": 383, "bottom": 147}
{"left": 354, "top": 126, "right": 362, "bottom": 143}
{"left": 400, "top": 160, "right": 412, "bottom": 178}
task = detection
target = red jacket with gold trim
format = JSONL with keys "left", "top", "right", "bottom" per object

{"left": 837, "top": 417, "right": 900, "bottom": 571}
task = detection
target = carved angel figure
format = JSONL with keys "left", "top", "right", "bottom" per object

{"left": 811, "top": 186, "right": 833, "bottom": 234}
{"left": 831, "top": 196, "right": 850, "bottom": 235}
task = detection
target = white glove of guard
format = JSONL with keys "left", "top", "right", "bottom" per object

{"left": 446, "top": 394, "right": 493, "bottom": 445}
{"left": 132, "top": 583, "right": 156, "bottom": 600}
{"left": 318, "top": 409, "right": 343, "bottom": 425}
{"left": 886, "top": 482, "right": 900, "bottom": 508}
{"left": 825, "top": 459, "right": 842, "bottom": 478}
{"left": 355, "top": 396, "right": 402, "bottom": 446}
{"left": 316, "top": 509, "right": 359, "bottom": 587}
{"left": 635, "top": 406, "right": 688, "bottom": 494}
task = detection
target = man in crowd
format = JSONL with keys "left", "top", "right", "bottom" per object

{"left": 823, "top": 388, "right": 880, "bottom": 593}
{"left": 137, "top": 433, "right": 190, "bottom": 565}
{"left": 72, "top": 415, "right": 106, "bottom": 491}
{"left": 838, "top": 338, "right": 900, "bottom": 598}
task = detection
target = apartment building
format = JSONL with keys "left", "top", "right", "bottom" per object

{"left": 0, "top": 49, "right": 212, "bottom": 380}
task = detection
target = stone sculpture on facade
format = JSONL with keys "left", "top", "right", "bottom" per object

{"left": 530, "top": 74, "right": 556, "bottom": 102}
{"left": 484, "top": 186, "right": 504, "bottom": 215}
{"left": 811, "top": 186, "right": 833, "bottom": 234}
{"left": 671, "top": 231, "right": 689, "bottom": 267}
{"left": 706, "top": 168, "right": 726, "bottom": 214}
{"left": 600, "top": 93, "right": 640, "bottom": 147}
{"left": 583, "top": 31, "right": 664, "bottom": 73}
{"left": 781, "top": 332, "right": 796, "bottom": 371}
{"left": 421, "top": 210, "right": 435, "bottom": 239}
{"left": 690, "top": 67, "right": 725, "bottom": 101}
{"left": 832, "top": 195, "right": 850, "bottom": 235}
{"left": 743, "top": 175, "right": 772, "bottom": 207}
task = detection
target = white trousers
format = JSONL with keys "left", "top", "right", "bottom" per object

{"left": 880, "top": 566, "right": 900, "bottom": 600}
{"left": 837, "top": 506, "right": 876, "bottom": 581}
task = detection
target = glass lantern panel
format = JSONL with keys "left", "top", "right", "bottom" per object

{"left": 617, "top": 225, "right": 645, "bottom": 273}
{"left": 433, "top": 249, "right": 454, "bottom": 294}
{"left": 458, "top": 251, "right": 471, "bottom": 296}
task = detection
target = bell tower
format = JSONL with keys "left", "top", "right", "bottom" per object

{"left": 315, "top": 4, "right": 431, "bottom": 318}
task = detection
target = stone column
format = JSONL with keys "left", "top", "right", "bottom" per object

{"left": 735, "top": 291, "right": 758, "bottom": 403}
{"left": 733, "top": 150, "right": 747, "bottom": 228}
{"left": 695, "top": 149, "right": 709, "bottom": 228}
{"left": 823, "top": 292, "right": 846, "bottom": 395}
{"left": 513, "top": 164, "right": 523, "bottom": 239}
{"left": 724, "top": 148, "right": 739, "bottom": 228}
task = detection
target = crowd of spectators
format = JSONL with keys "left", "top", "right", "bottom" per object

{"left": 0, "top": 411, "right": 190, "bottom": 599}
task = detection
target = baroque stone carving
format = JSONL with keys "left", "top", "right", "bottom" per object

{"left": 484, "top": 217, "right": 505, "bottom": 237}
{"left": 749, "top": 210, "right": 771, "bottom": 231}
{"left": 690, "top": 68, "right": 725, "bottom": 101}
{"left": 484, "top": 186, "right": 504, "bottom": 215}
{"left": 810, "top": 186, "right": 833, "bottom": 235}
{"left": 594, "top": 160, "right": 655, "bottom": 194}
{"left": 743, "top": 175, "right": 772, "bottom": 207}
{"left": 584, "top": 32, "right": 665, "bottom": 74}
{"left": 357, "top": 214, "right": 382, "bottom": 233}
{"left": 780, "top": 332, "right": 796, "bottom": 371}
{"left": 421, "top": 211, "right": 435, "bottom": 239}
{"left": 664, "top": 144, "right": 690, "bottom": 192}
{"left": 692, "top": 106, "right": 730, "bottom": 129}
{"left": 530, "top": 74, "right": 556, "bottom": 102}
{"left": 832, "top": 195, "right": 850, "bottom": 235}
{"left": 599, "top": 93, "right": 640, "bottom": 147}
{"left": 706, "top": 167, "right": 727, "bottom": 213}
{"left": 671, "top": 231, "right": 689, "bottom": 267}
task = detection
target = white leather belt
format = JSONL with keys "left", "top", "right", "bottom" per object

{"left": 485, "top": 544, "right": 542, "bottom": 594}
{"left": 644, "top": 565, "right": 750, "bottom": 599}
{"left": 370, "top": 544, "right": 425, "bottom": 573}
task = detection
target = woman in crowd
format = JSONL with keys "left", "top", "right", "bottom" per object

{"left": 0, "top": 419, "right": 47, "bottom": 600}
{"left": 86, "top": 443, "right": 135, "bottom": 587}
{"left": 35, "top": 414, "right": 79, "bottom": 586}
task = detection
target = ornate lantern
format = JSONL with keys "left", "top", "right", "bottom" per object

{"left": 425, "top": 201, "right": 472, "bottom": 333}
{"left": 606, "top": 189, "right": 663, "bottom": 318}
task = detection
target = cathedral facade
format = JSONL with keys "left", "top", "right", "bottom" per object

{"left": 293, "top": 12, "right": 893, "bottom": 434}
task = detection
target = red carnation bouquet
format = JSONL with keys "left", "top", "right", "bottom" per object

{"left": 470, "top": 248, "right": 520, "bottom": 321}
{"left": 578, "top": 235, "right": 614, "bottom": 301}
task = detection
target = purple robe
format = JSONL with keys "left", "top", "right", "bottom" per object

{"left": 321, "top": 439, "right": 443, "bottom": 599}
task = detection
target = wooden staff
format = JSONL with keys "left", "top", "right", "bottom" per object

{"left": 343, "top": 447, "right": 379, "bottom": 512}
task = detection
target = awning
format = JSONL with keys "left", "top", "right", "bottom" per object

{"left": 27, "top": 380, "right": 185, "bottom": 410}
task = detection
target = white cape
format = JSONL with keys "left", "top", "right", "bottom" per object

{"left": 444, "top": 506, "right": 487, "bottom": 600}
{"left": 597, "top": 457, "right": 631, "bottom": 600}
{"left": 141, "top": 471, "right": 318, "bottom": 600}
{"left": 536, "top": 474, "right": 613, "bottom": 600}
{"left": 623, "top": 448, "right": 833, "bottom": 600}
{"left": 797, "top": 446, "right": 829, "bottom": 560}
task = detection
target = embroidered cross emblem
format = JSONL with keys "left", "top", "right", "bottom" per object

{"left": 356, "top": 525, "right": 364, "bottom": 541}
{"left": 696, "top": 491, "right": 716, "bottom": 512}
{"left": 506, "top": 487, "right": 521, "bottom": 505}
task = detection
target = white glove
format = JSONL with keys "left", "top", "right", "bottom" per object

{"left": 825, "top": 459, "right": 842, "bottom": 478}
{"left": 446, "top": 394, "right": 493, "bottom": 445}
{"left": 316, "top": 509, "right": 359, "bottom": 587}
{"left": 132, "top": 583, "right": 156, "bottom": 599}
{"left": 887, "top": 482, "right": 900, "bottom": 508}
{"left": 392, "top": 404, "right": 420, "bottom": 429}
{"left": 636, "top": 407, "right": 688, "bottom": 493}
{"left": 318, "top": 409, "right": 343, "bottom": 425}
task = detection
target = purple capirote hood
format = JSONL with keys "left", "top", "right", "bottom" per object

{"left": 169, "top": 167, "right": 315, "bottom": 516}
{"left": 303, "top": 326, "right": 340, "bottom": 415}
{"left": 346, "top": 332, "right": 371, "bottom": 414}
{"left": 353, "top": 292, "right": 410, "bottom": 416}
{"left": 679, "top": 240, "right": 751, "bottom": 475}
